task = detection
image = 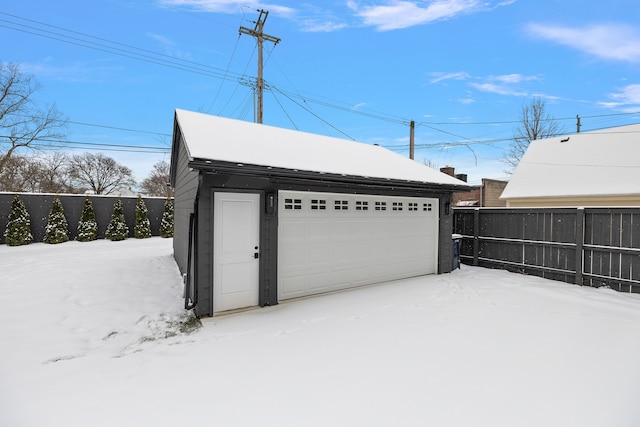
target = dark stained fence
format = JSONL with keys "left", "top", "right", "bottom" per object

{"left": 0, "top": 192, "right": 171, "bottom": 244}
{"left": 454, "top": 207, "right": 640, "bottom": 293}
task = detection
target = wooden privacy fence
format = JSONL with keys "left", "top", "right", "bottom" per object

{"left": 454, "top": 207, "right": 640, "bottom": 293}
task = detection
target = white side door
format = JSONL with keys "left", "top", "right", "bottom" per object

{"left": 213, "top": 192, "right": 260, "bottom": 312}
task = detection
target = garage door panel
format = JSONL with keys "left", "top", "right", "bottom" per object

{"left": 278, "top": 191, "right": 439, "bottom": 301}
{"left": 281, "top": 245, "right": 306, "bottom": 268}
{"left": 281, "top": 275, "right": 305, "bottom": 297}
{"left": 281, "top": 221, "right": 306, "bottom": 242}
{"left": 307, "top": 272, "right": 331, "bottom": 292}
{"left": 305, "top": 221, "right": 330, "bottom": 240}
{"left": 331, "top": 221, "right": 352, "bottom": 238}
{"left": 307, "top": 244, "right": 332, "bottom": 265}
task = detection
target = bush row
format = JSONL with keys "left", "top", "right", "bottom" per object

{"left": 4, "top": 194, "right": 173, "bottom": 246}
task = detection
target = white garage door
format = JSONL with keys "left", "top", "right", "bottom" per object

{"left": 278, "top": 190, "right": 439, "bottom": 300}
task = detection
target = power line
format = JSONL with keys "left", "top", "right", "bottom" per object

{"left": 66, "top": 120, "right": 170, "bottom": 138}
{"left": 0, "top": 11, "right": 415, "bottom": 128}
{"left": 418, "top": 110, "right": 640, "bottom": 126}
{"left": 0, "top": 135, "right": 170, "bottom": 154}
{"left": 0, "top": 12, "right": 248, "bottom": 82}
{"left": 10, "top": 113, "right": 171, "bottom": 138}
{"left": 2, "top": 11, "right": 640, "bottom": 154}
{"left": 271, "top": 86, "right": 356, "bottom": 140}
{"left": 4, "top": 10, "right": 640, "bottom": 132}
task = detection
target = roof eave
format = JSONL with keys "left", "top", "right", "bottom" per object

{"left": 188, "top": 159, "right": 469, "bottom": 192}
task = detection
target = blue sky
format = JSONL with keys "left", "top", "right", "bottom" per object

{"left": 2, "top": 0, "right": 640, "bottom": 184}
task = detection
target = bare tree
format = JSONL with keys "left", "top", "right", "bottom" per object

{"left": 38, "top": 152, "right": 75, "bottom": 193}
{"left": 0, "top": 152, "right": 80, "bottom": 193}
{"left": 0, "top": 155, "right": 40, "bottom": 192}
{"left": 503, "top": 97, "right": 562, "bottom": 172}
{"left": 141, "top": 160, "right": 173, "bottom": 197}
{"left": 0, "top": 62, "right": 66, "bottom": 171}
{"left": 422, "top": 159, "right": 439, "bottom": 169}
{"left": 67, "top": 152, "right": 136, "bottom": 195}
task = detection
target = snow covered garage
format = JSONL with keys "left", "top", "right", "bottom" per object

{"left": 169, "top": 109, "right": 469, "bottom": 317}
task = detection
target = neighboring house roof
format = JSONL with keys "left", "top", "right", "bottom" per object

{"left": 500, "top": 123, "right": 640, "bottom": 200}
{"left": 174, "top": 109, "right": 468, "bottom": 188}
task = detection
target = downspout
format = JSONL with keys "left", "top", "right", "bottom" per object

{"left": 184, "top": 172, "right": 204, "bottom": 310}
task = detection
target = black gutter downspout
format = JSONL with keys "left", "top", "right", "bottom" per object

{"left": 184, "top": 173, "right": 204, "bottom": 310}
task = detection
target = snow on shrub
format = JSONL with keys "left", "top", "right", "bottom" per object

{"left": 4, "top": 194, "right": 33, "bottom": 246}
{"left": 160, "top": 197, "right": 174, "bottom": 238}
{"left": 76, "top": 196, "right": 98, "bottom": 242}
{"left": 105, "top": 198, "right": 129, "bottom": 241}
{"left": 44, "top": 196, "right": 69, "bottom": 244}
{"left": 134, "top": 196, "right": 152, "bottom": 239}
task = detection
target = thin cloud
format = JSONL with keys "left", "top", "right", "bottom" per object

{"left": 428, "top": 71, "right": 470, "bottom": 84}
{"left": 146, "top": 33, "right": 175, "bottom": 48}
{"left": 469, "top": 73, "right": 540, "bottom": 97}
{"left": 300, "top": 19, "right": 348, "bottom": 32}
{"left": 159, "top": 1, "right": 348, "bottom": 32}
{"left": 469, "top": 82, "right": 528, "bottom": 97}
{"left": 158, "top": 0, "right": 295, "bottom": 17}
{"left": 457, "top": 96, "right": 476, "bottom": 104}
{"left": 146, "top": 32, "right": 192, "bottom": 60}
{"left": 348, "top": 0, "right": 514, "bottom": 31}
{"left": 493, "top": 73, "right": 538, "bottom": 84}
{"left": 429, "top": 71, "right": 549, "bottom": 101}
{"left": 600, "top": 84, "right": 640, "bottom": 111}
{"left": 21, "top": 59, "right": 124, "bottom": 83}
{"left": 526, "top": 23, "right": 640, "bottom": 62}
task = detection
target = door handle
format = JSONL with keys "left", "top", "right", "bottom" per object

{"left": 254, "top": 252, "right": 259, "bottom": 259}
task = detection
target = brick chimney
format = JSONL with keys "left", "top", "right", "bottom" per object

{"left": 455, "top": 173, "right": 468, "bottom": 182}
{"left": 440, "top": 166, "right": 455, "bottom": 177}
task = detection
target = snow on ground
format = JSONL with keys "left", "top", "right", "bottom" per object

{"left": 1, "top": 238, "right": 640, "bottom": 427}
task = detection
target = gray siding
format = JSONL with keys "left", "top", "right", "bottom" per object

{"left": 171, "top": 134, "right": 199, "bottom": 275}
{"left": 193, "top": 187, "right": 212, "bottom": 317}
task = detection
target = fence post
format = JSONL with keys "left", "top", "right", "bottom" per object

{"left": 575, "top": 207, "right": 584, "bottom": 285}
{"left": 473, "top": 208, "right": 480, "bottom": 266}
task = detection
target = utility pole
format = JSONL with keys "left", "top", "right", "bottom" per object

{"left": 576, "top": 115, "right": 581, "bottom": 133}
{"left": 239, "top": 9, "right": 281, "bottom": 124}
{"left": 409, "top": 120, "right": 415, "bottom": 160}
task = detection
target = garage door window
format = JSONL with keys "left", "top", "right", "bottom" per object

{"left": 334, "top": 200, "right": 349, "bottom": 210}
{"left": 284, "top": 198, "right": 302, "bottom": 210}
{"left": 311, "top": 199, "right": 327, "bottom": 210}
{"left": 356, "top": 201, "right": 369, "bottom": 211}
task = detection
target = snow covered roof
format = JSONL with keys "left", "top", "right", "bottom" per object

{"left": 174, "top": 109, "right": 467, "bottom": 187}
{"left": 500, "top": 123, "right": 640, "bottom": 200}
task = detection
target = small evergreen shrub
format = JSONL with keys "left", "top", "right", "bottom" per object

{"left": 134, "top": 195, "right": 152, "bottom": 239}
{"left": 76, "top": 196, "right": 98, "bottom": 242}
{"left": 4, "top": 194, "right": 33, "bottom": 246}
{"left": 44, "top": 196, "right": 69, "bottom": 244}
{"left": 105, "top": 198, "right": 129, "bottom": 241}
{"left": 160, "top": 197, "right": 174, "bottom": 238}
